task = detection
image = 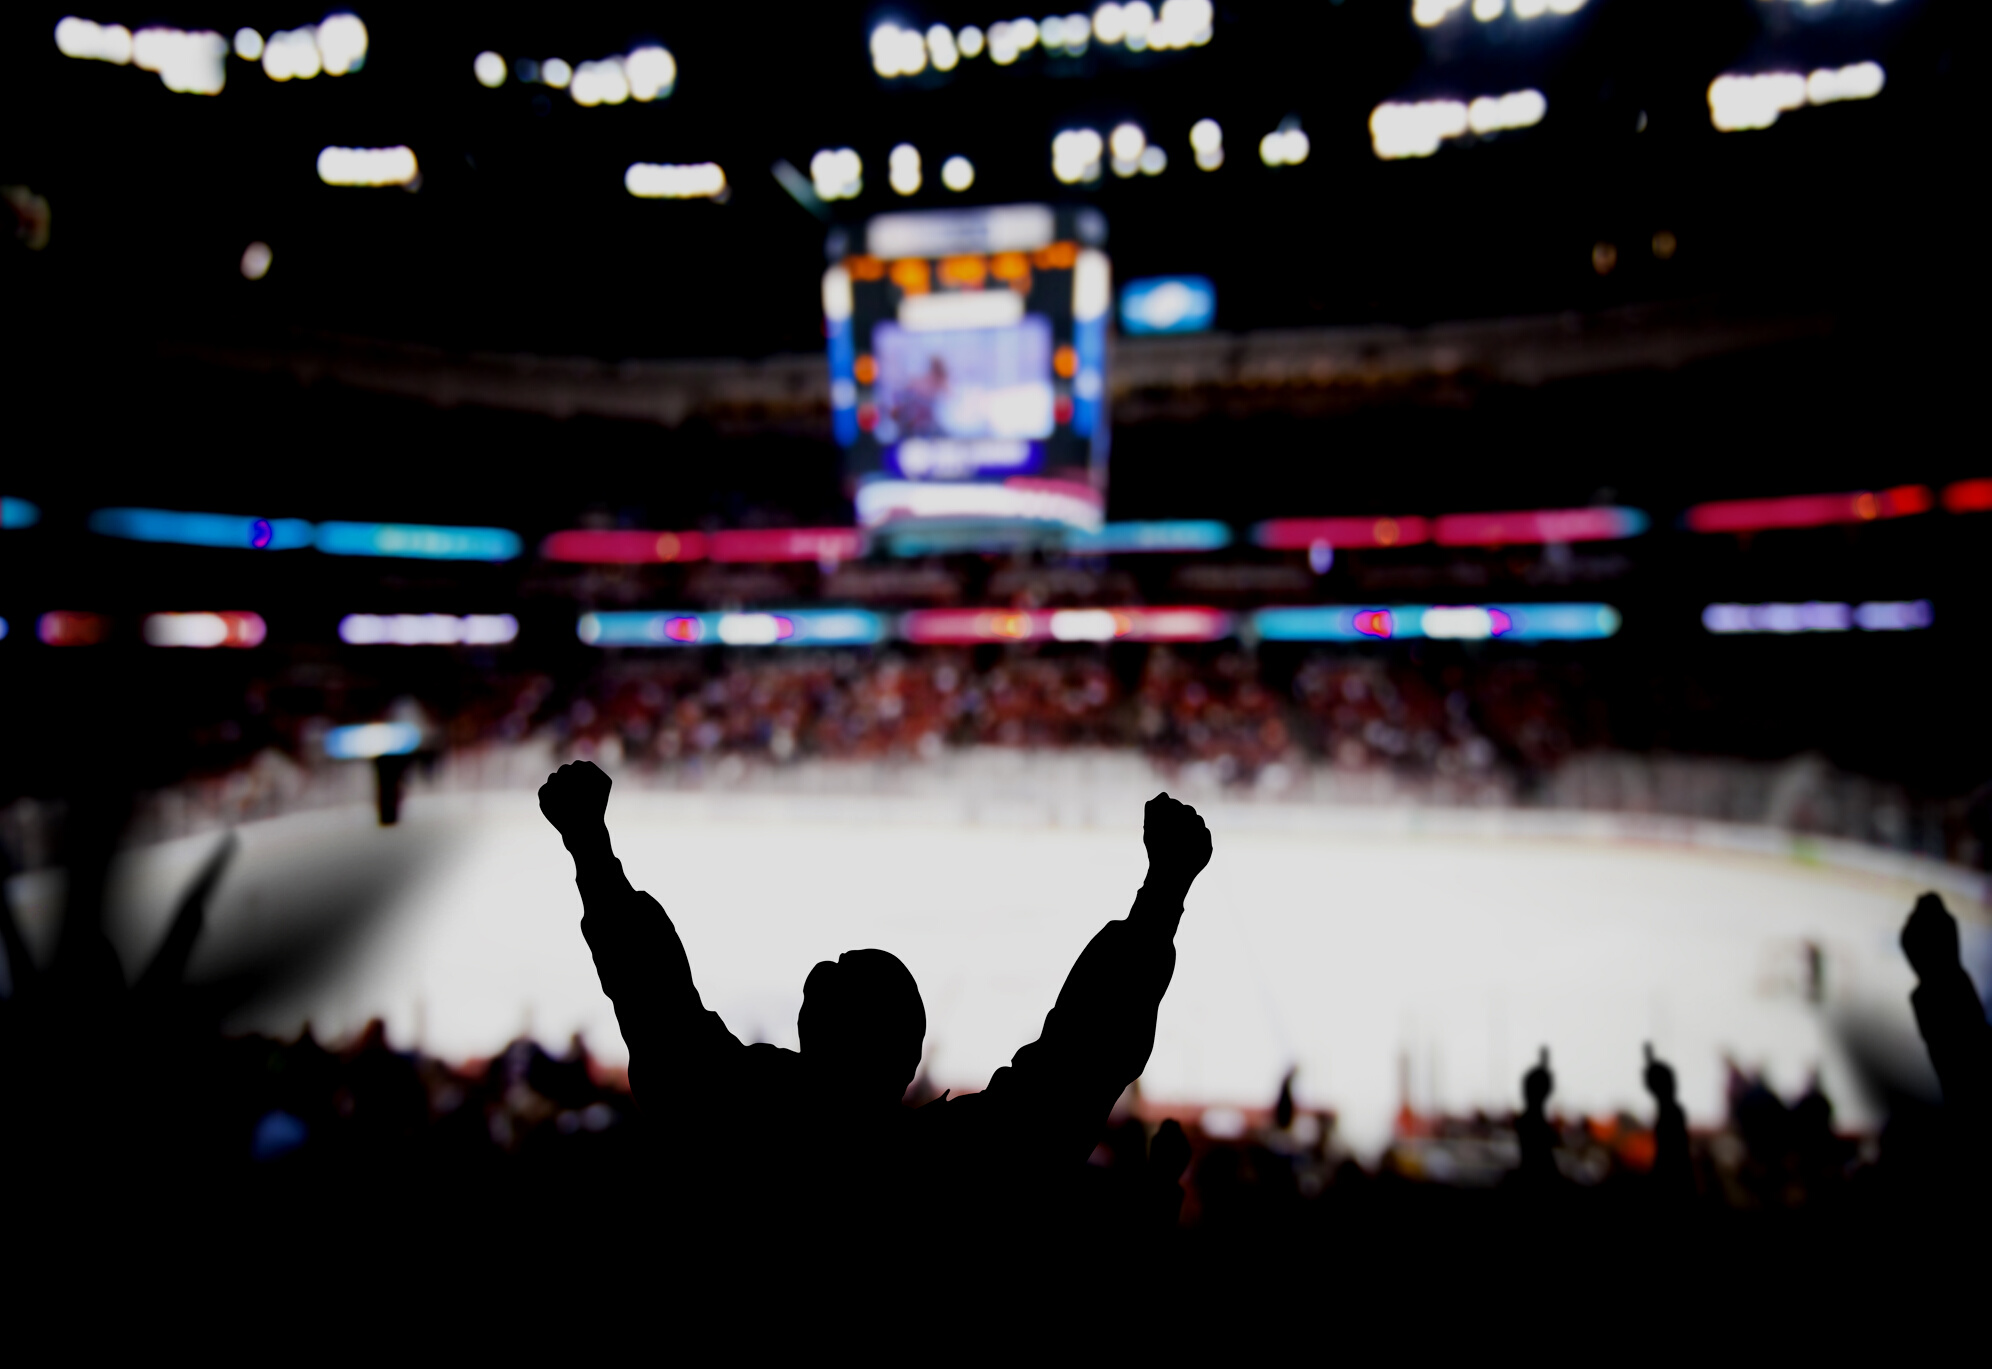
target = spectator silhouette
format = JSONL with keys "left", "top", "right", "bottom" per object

{"left": 1514, "top": 1047, "right": 1560, "bottom": 1188}
{"left": 1643, "top": 1042, "right": 1693, "bottom": 1197}
{"left": 538, "top": 758, "right": 1213, "bottom": 1267}
{"left": 1901, "top": 892, "right": 1991, "bottom": 1152}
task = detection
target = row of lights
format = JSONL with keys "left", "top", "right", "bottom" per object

{"left": 1707, "top": 62, "right": 1884, "bottom": 132}
{"left": 55, "top": 14, "right": 367, "bottom": 95}
{"left": 471, "top": 45, "right": 677, "bottom": 105}
{"left": 1370, "top": 89, "right": 1547, "bottom": 160}
{"left": 1413, "top": 0, "right": 1588, "bottom": 27}
{"left": 871, "top": 0, "right": 1213, "bottom": 78}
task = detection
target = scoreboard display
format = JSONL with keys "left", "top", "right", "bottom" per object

{"left": 824, "top": 204, "right": 1109, "bottom": 548}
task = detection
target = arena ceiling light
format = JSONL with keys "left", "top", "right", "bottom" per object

{"left": 490, "top": 44, "right": 675, "bottom": 102}
{"left": 1685, "top": 486, "right": 1930, "bottom": 533}
{"left": 811, "top": 148, "right": 864, "bottom": 201}
{"left": 1708, "top": 63, "right": 1883, "bottom": 132}
{"left": 873, "top": 3, "right": 1210, "bottom": 79}
{"left": 1253, "top": 603, "right": 1621, "bottom": 643}
{"left": 1414, "top": 0, "right": 1586, "bottom": 26}
{"left": 1370, "top": 89, "right": 1545, "bottom": 160}
{"left": 56, "top": 18, "right": 227, "bottom": 94}
{"left": 625, "top": 162, "right": 727, "bottom": 200}
{"left": 317, "top": 146, "right": 419, "bottom": 187}
{"left": 1189, "top": 118, "right": 1223, "bottom": 170}
{"left": 1259, "top": 119, "right": 1310, "bottom": 167}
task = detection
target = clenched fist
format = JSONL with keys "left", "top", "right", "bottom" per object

{"left": 540, "top": 760, "right": 613, "bottom": 848}
{"left": 1901, "top": 891, "right": 1960, "bottom": 981}
{"left": 1144, "top": 792, "right": 1213, "bottom": 890}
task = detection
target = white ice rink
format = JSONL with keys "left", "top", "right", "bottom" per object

{"left": 15, "top": 765, "right": 1984, "bottom": 1156}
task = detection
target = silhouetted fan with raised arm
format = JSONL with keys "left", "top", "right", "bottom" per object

{"left": 1901, "top": 892, "right": 1991, "bottom": 1153}
{"left": 538, "top": 758, "right": 1214, "bottom": 1267}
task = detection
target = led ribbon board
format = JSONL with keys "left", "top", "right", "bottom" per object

{"left": 1252, "top": 603, "right": 1622, "bottom": 642}
{"left": 577, "top": 610, "right": 886, "bottom": 647}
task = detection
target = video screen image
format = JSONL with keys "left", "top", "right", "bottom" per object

{"left": 873, "top": 318, "right": 1053, "bottom": 445}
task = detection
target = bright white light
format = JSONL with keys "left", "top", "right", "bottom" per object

{"left": 1808, "top": 61, "right": 1885, "bottom": 105}
{"left": 1094, "top": 3, "right": 1127, "bottom": 43}
{"left": 1467, "top": 87, "right": 1547, "bottom": 134}
{"left": 927, "top": 24, "right": 960, "bottom": 70}
{"left": 55, "top": 17, "right": 132, "bottom": 63}
{"left": 1421, "top": 607, "right": 1496, "bottom": 640}
{"left": 240, "top": 241, "right": 273, "bottom": 280}
{"left": 625, "top": 46, "right": 677, "bottom": 100}
{"left": 473, "top": 50, "right": 506, "bottom": 87}
{"left": 899, "top": 290, "right": 1026, "bottom": 331}
{"left": 1547, "top": 0, "right": 1586, "bottom": 12}
{"left": 941, "top": 155, "right": 975, "bottom": 191}
{"left": 1062, "top": 12, "right": 1093, "bottom": 53}
{"left": 1073, "top": 248, "right": 1111, "bottom": 322}
{"left": 1259, "top": 123, "right": 1310, "bottom": 167}
{"left": 1121, "top": 1, "right": 1153, "bottom": 48}
{"left": 1049, "top": 609, "right": 1121, "bottom": 642}
{"left": 811, "top": 147, "right": 864, "bottom": 200}
{"left": 570, "top": 57, "right": 630, "bottom": 106}
{"left": 1189, "top": 117, "right": 1223, "bottom": 153}
{"left": 234, "top": 28, "right": 264, "bottom": 61}
{"left": 132, "top": 27, "right": 227, "bottom": 93}
{"left": 1012, "top": 17, "right": 1041, "bottom": 49}
{"left": 889, "top": 143, "right": 922, "bottom": 196}
{"left": 263, "top": 27, "right": 321, "bottom": 81}
{"left": 1110, "top": 122, "right": 1147, "bottom": 162}
{"left": 1139, "top": 145, "right": 1167, "bottom": 175}
{"left": 1369, "top": 100, "right": 1468, "bottom": 159}
{"left": 1473, "top": 0, "right": 1505, "bottom": 17}
{"left": 1153, "top": 0, "right": 1214, "bottom": 48}
{"left": 1413, "top": 0, "right": 1468, "bottom": 26}
{"left": 317, "top": 145, "right": 419, "bottom": 187}
{"left": 1052, "top": 127, "right": 1104, "bottom": 183}
{"left": 145, "top": 612, "right": 267, "bottom": 648}
{"left": 541, "top": 56, "right": 572, "bottom": 88}
{"left": 339, "top": 614, "right": 518, "bottom": 647}
{"left": 316, "top": 12, "right": 368, "bottom": 76}
{"left": 625, "top": 162, "right": 727, "bottom": 199}
{"left": 822, "top": 265, "right": 853, "bottom": 322}
{"left": 959, "top": 25, "right": 985, "bottom": 57}
{"left": 870, "top": 23, "right": 928, "bottom": 77}
{"left": 716, "top": 613, "right": 786, "bottom": 646}
{"left": 1707, "top": 71, "right": 1807, "bottom": 131}
{"left": 987, "top": 21, "right": 1020, "bottom": 64}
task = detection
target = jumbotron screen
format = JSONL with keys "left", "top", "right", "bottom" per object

{"left": 824, "top": 204, "right": 1110, "bottom": 547}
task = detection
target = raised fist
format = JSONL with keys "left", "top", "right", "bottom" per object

{"left": 1901, "top": 891, "right": 1960, "bottom": 981}
{"left": 1523, "top": 1047, "right": 1553, "bottom": 1108}
{"left": 1643, "top": 1042, "right": 1677, "bottom": 1106}
{"left": 1144, "top": 792, "right": 1213, "bottom": 888}
{"left": 539, "top": 760, "right": 612, "bottom": 843}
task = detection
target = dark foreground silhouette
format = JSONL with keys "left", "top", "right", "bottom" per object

{"left": 539, "top": 758, "right": 1212, "bottom": 1273}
